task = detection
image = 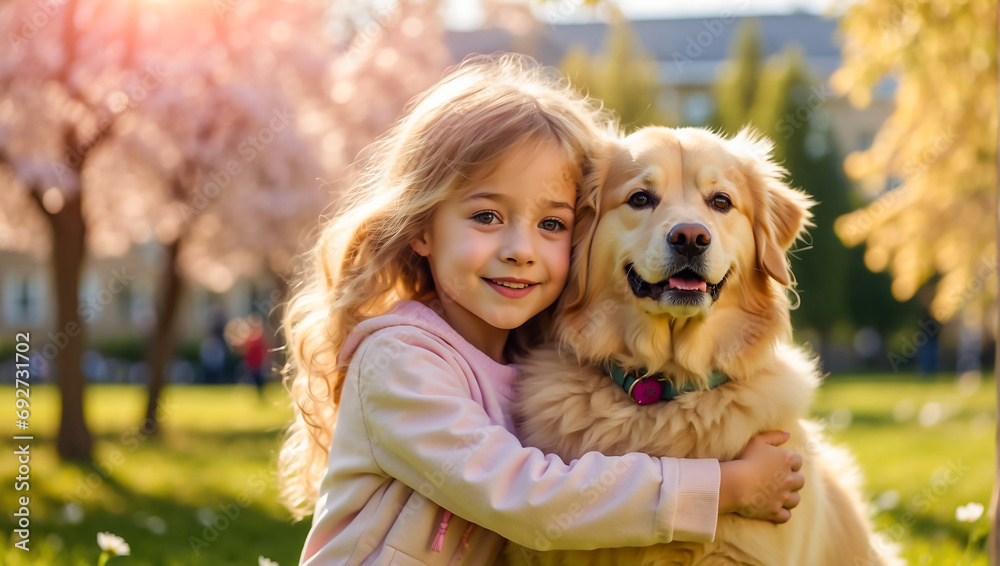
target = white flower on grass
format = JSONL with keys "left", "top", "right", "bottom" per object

{"left": 97, "top": 532, "right": 131, "bottom": 556}
{"left": 146, "top": 515, "right": 167, "bottom": 535}
{"left": 875, "top": 490, "right": 900, "bottom": 511}
{"left": 956, "top": 502, "right": 985, "bottom": 523}
{"left": 259, "top": 556, "right": 279, "bottom": 566}
{"left": 196, "top": 507, "right": 215, "bottom": 526}
{"left": 61, "top": 503, "right": 85, "bottom": 524}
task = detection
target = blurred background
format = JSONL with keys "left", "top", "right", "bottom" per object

{"left": 0, "top": 0, "right": 995, "bottom": 564}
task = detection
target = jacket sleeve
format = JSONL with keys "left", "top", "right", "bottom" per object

{"left": 354, "top": 330, "right": 720, "bottom": 550}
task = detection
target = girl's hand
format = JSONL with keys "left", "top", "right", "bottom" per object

{"left": 718, "top": 430, "right": 804, "bottom": 523}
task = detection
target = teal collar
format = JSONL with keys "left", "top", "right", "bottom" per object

{"left": 603, "top": 361, "right": 730, "bottom": 405}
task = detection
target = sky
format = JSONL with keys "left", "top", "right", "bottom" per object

{"left": 444, "top": 0, "right": 839, "bottom": 30}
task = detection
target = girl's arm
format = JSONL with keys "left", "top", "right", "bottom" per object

{"left": 353, "top": 330, "right": 720, "bottom": 551}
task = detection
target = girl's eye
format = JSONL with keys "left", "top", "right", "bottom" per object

{"left": 539, "top": 218, "right": 567, "bottom": 232}
{"left": 710, "top": 194, "right": 732, "bottom": 211}
{"left": 473, "top": 211, "right": 499, "bottom": 225}
{"left": 628, "top": 190, "right": 654, "bottom": 209}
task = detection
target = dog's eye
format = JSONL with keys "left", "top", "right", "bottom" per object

{"left": 628, "top": 191, "right": 654, "bottom": 209}
{"left": 710, "top": 194, "right": 732, "bottom": 211}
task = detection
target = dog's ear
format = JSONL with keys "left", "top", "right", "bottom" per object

{"left": 733, "top": 128, "right": 814, "bottom": 287}
{"left": 558, "top": 137, "right": 626, "bottom": 314}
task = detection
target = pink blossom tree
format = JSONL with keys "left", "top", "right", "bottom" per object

{"left": 0, "top": 0, "right": 448, "bottom": 456}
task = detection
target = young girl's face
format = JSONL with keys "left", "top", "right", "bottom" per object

{"left": 411, "top": 139, "right": 577, "bottom": 349}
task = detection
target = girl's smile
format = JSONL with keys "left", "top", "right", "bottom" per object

{"left": 484, "top": 277, "right": 539, "bottom": 298}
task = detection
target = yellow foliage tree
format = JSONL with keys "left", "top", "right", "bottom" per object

{"left": 833, "top": 6, "right": 998, "bottom": 556}
{"left": 831, "top": 0, "right": 997, "bottom": 327}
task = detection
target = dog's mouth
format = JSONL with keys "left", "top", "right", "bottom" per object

{"left": 626, "top": 264, "right": 728, "bottom": 302}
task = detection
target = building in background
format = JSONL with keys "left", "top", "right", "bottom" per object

{"left": 0, "top": 244, "right": 278, "bottom": 384}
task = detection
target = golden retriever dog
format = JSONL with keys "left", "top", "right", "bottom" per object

{"left": 509, "top": 127, "right": 900, "bottom": 566}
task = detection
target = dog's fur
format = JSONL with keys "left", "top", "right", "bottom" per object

{"left": 509, "top": 127, "right": 900, "bottom": 565}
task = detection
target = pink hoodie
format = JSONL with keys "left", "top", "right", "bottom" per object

{"left": 299, "top": 300, "right": 720, "bottom": 565}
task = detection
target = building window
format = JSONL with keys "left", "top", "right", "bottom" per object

{"left": 682, "top": 91, "right": 713, "bottom": 126}
{"left": 130, "top": 288, "right": 157, "bottom": 330}
{"left": 79, "top": 271, "right": 103, "bottom": 324}
{"left": 3, "top": 272, "right": 45, "bottom": 326}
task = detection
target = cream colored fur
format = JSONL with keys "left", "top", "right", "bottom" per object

{"left": 507, "top": 127, "right": 902, "bottom": 566}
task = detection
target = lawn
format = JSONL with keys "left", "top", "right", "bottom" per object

{"left": 0, "top": 375, "right": 993, "bottom": 565}
{"left": 0, "top": 385, "right": 309, "bottom": 566}
{"left": 811, "top": 374, "right": 994, "bottom": 566}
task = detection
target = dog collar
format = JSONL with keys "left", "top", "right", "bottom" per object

{"left": 603, "top": 361, "right": 730, "bottom": 405}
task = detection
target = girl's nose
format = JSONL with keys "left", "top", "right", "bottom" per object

{"left": 500, "top": 223, "right": 535, "bottom": 266}
{"left": 504, "top": 254, "right": 534, "bottom": 265}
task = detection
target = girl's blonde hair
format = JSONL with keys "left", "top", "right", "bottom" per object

{"left": 278, "top": 53, "right": 615, "bottom": 519}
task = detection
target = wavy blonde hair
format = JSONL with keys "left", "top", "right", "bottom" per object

{"left": 278, "top": 53, "right": 616, "bottom": 519}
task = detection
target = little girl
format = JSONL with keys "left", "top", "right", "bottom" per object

{"left": 280, "top": 54, "right": 804, "bottom": 565}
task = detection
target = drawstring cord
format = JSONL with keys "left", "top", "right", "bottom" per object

{"left": 431, "top": 510, "right": 476, "bottom": 559}
{"left": 431, "top": 510, "right": 452, "bottom": 552}
{"left": 455, "top": 522, "right": 475, "bottom": 561}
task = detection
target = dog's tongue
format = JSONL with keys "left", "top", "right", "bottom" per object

{"left": 669, "top": 277, "right": 707, "bottom": 293}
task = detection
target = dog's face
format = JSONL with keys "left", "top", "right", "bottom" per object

{"left": 601, "top": 128, "right": 752, "bottom": 317}
{"left": 558, "top": 127, "right": 813, "bottom": 370}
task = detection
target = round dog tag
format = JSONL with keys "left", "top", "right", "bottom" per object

{"left": 632, "top": 378, "right": 663, "bottom": 405}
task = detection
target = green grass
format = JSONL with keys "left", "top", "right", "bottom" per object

{"left": 811, "top": 374, "right": 994, "bottom": 566}
{"left": 0, "top": 375, "right": 994, "bottom": 565}
{"left": 0, "top": 385, "right": 309, "bottom": 566}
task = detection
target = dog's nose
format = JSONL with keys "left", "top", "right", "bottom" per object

{"left": 667, "top": 223, "right": 711, "bottom": 258}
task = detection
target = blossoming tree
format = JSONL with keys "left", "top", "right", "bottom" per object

{"left": 0, "top": 0, "right": 448, "bottom": 457}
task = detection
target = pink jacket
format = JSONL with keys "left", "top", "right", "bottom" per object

{"left": 299, "top": 300, "right": 720, "bottom": 565}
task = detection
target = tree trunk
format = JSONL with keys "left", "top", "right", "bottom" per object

{"left": 143, "top": 238, "right": 184, "bottom": 435}
{"left": 38, "top": 189, "right": 93, "bottom": 460}
{"left": 267, "top": 268, "right": 289, "bottom": 327}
